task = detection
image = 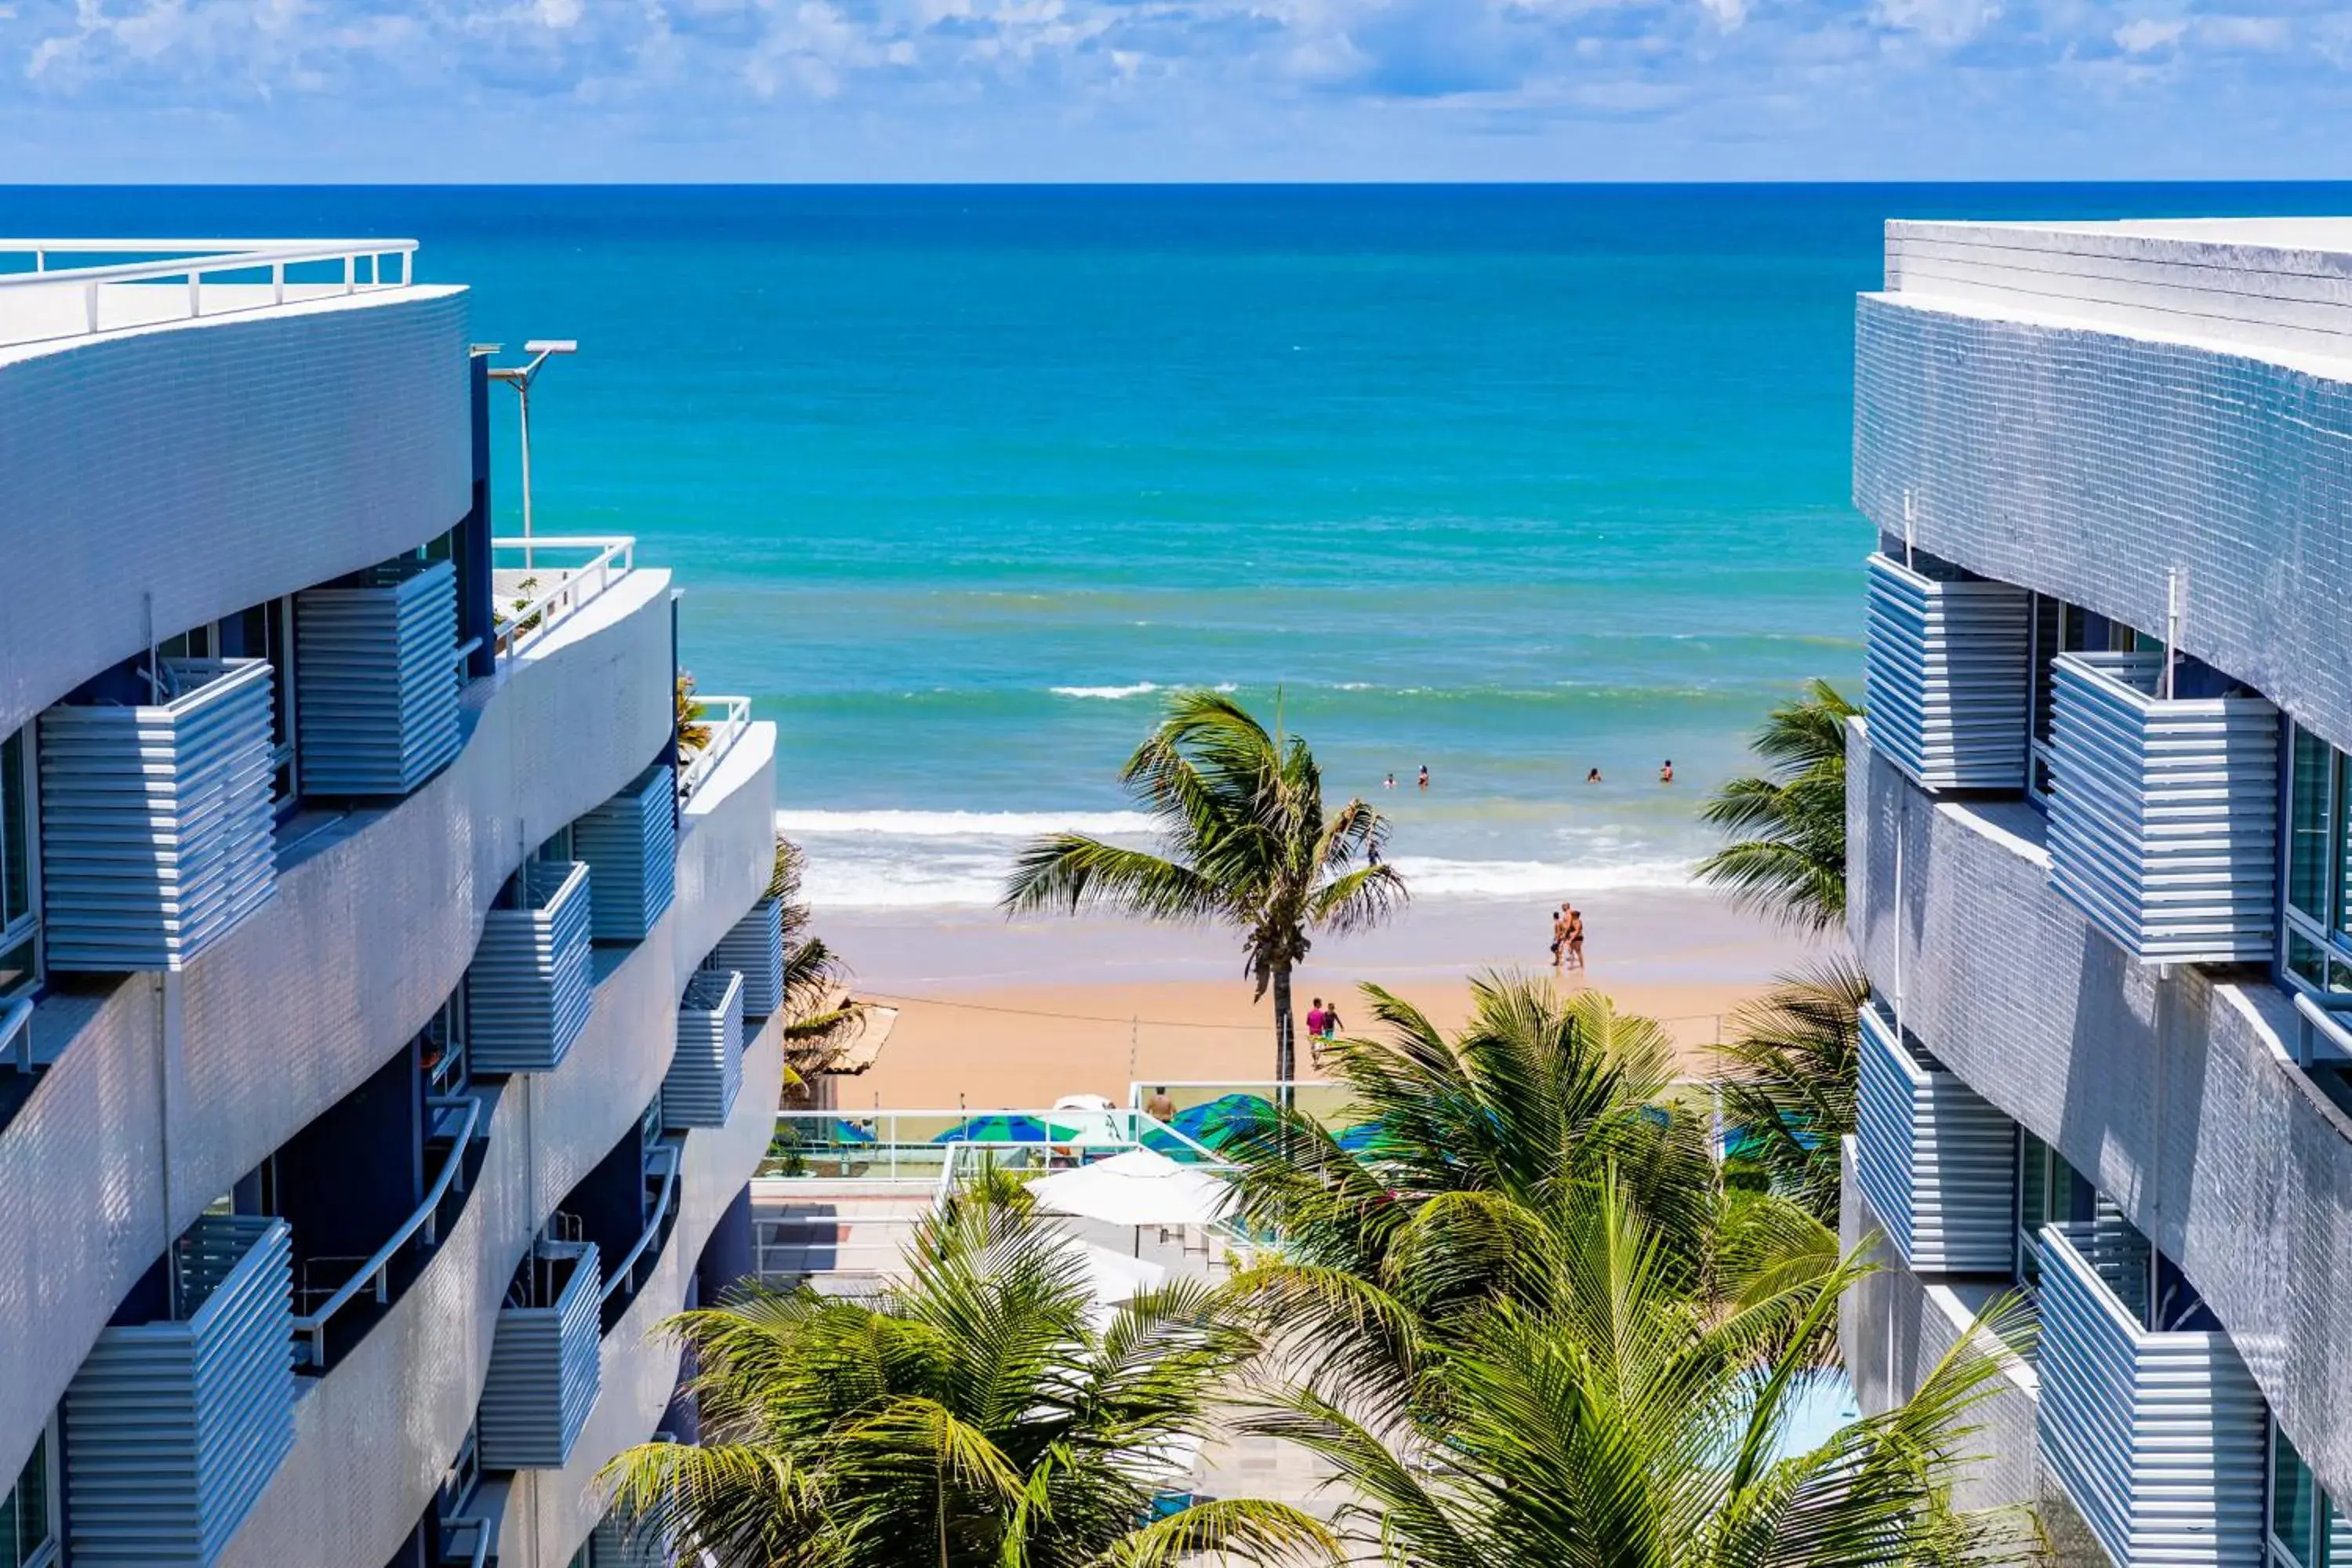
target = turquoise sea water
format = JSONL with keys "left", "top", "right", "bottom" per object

{"left": 13, "top": 184, "right": 2352, "bottom": 905}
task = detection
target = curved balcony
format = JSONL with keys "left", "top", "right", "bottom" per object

{"left": 212, "top": 721, "right": 775, "bottom": 1568}
{"left": 0, "top": 565, "right": 677, "bottom": 1486}
{"left": 522, "top": 1009, "right": 787, "bottom": 1565}
{"left": 1848, "top": 715, "right": 2352, "bottom": 1503}
{"left": 0, "top": 278, "right": 470, "bottom": 742}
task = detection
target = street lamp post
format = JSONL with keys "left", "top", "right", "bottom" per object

{"left": 485, "top": 339, "right": 578, "bottom": 573}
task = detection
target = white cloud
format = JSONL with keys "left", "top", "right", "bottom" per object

{"left": 2113, "top": 16, "right": 2186, "bottom": 53}
{"left": 1870, "top": 0, "right": 2000, "bottom": 46}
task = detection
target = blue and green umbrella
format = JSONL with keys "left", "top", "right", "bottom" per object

{"left": 935, "top": 1114, "right": 1073, "bottom": 1145}
{"left": 1170, "top": 1093, "right": 1277, "bottom": 1149}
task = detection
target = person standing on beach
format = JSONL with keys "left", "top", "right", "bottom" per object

{"left": 1145, "top": 1085, "right": 1177, "bottom": 1123}
{"left": 1305, "top": 998, "right": 1329, "bottom": 1071}
{"left": 1565, "top": 906, "right": 1587, "bottom": 971}
{"left": 1550, "top": 905, "right": 1569, "bottom": 973}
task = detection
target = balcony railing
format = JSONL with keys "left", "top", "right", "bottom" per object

{"left": 704, "top": 897, "right": 784, "bottom": 1018}
{"left": 664, "top": 968, "right": 745, "bottom": 1131}
{"left": 677, "top": 694, "right": 752, "bottom": 804}
{"left": 62, "top": 1214, "right": 295, "bottom": 1566}
{"left": 2037, "top": 1224, "right": 2265, "bottom": 1567}
{"left": 2047, "top": 651, "right": 2278, "bottom": 962}
{"left": 293, "top": 557, "right": 463, "bottom": 796}
{"left": 479, "top": 1240, "right": 603, "bottom": 1471}
{"left": 490, "top": 537, "right": 634, "bottom": 666}
{"left": 289, "top": 1093, "right": 484, "bottom": 1370}
{"left": 468, "top": 861, "right": 595, "bottom": 1074}
{"left": 574, "top": 765, "right": 677, "bottom": 943}
{"left": 38, "top": 657, "right": 279, "bottom": 972}
{"left": 3, "top": 996, "right": 30, "bottom": 1074}
{"left": 1853, "top": 1008, "right": 2016, "bottom": 1274}
{"left": 437, "top": 1516, "right": 496, "bottom": 1568}
{"left": 600, "top": 1141, "right": 682, "bottom": 1334}
{"left": 1864, "top": 551, "right": 2032, "bottom": 792}
{"left": 0, "top": 239, "right": 418, "bottom": 350}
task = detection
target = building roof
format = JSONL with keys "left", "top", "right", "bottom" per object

{"left": 1873, "top": 215, "right": 2352, "bottom": 375}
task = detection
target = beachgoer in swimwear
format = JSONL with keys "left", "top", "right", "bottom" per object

{"left": 1586, "top": 768, "right": 1602, "bottom": 784}
{"left": 1417, "top": 765, "right": 1429, "bottom": 790}
{"left": 1146, "top": 1086, "right": 1177, "bottom": 1122}
{"left": 1660, "top": 759, "right": 1675, "bottom": 783}
{"left": 1566, "top": 907, "right": 1586, "bottom": 971}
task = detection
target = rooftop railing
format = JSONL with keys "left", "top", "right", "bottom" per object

{"left": 0, "top": 239, "right": 418, "bottom": 349}
{"left": 677, "top": 694, "right": 753, "bottom": 804}
{"left": 491, "top": 537, "right": 635, "bottom": 666}
{"left": 292, "top": 1091, "right": 483, "bottom": 1369}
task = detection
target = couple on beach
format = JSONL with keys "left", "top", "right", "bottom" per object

{"left": 1305, "top": 997, "right": 1343, "bottom": 1069}
{"left": 1550, "top": 905, "right": 1586, "bottom": 973}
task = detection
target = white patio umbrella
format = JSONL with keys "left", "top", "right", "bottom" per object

{"left": 1028, "top": 1148, "right": 1233, "bottom": 1229}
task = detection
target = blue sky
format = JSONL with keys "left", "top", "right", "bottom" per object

{"left": 2, "top": 0, "right": 2347, "bottom": 180}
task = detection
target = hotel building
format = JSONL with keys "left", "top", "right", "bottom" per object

{"left": 0, "top": 241, "right": 784, "bottom": 1567}
{"left": 1842, "top": 220, "right": 2352, "bottom": 1566}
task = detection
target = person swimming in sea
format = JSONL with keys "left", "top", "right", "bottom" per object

{"left": 1586, "top": 767, "right": 1602, "bottom": 784}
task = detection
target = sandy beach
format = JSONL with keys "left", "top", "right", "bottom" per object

{"left": 820, "top": 888, "right": 1825, "bottom": 1110}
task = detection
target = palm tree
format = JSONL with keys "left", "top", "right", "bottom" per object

{"left": 600, "top": 1178, "right": 1336, "bottom": 1567}
{"left": 1219, "top": 975, "right": 1722, "bottom": 1299}
{"left": 1713, "top": 958, "right": 1868, "bottom": 1225}
{"left": 1216, "top": 975, "right": 1830, "bottom": 1352}
{"left": 1696, "top": 678, "right": 1860, "bottom": 935}
{"left": 1244, "top": 1178, "right": 2031, "bottom": 1567}
{"left": 1002, "top": 689, "right": 1404, "bottom": 1083}
{"left": 768, "top": 835, "right": 862, "bottom": 1070}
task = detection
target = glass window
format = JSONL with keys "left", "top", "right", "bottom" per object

{"left": 0, "top": 728, "right": 27, "bottom": 930}
{"left": 2030, "top": 594, "right": 2063, "bottom": 746}
{"left": 2276, "top": 1421, "right": 2321, "bottom": 1568}
{"left": 2291, "top": 931, "right": 2330, "bottom": 989}
{"left": 1, "top": 1425, "right": 56, "bottom": 1568}
{"left": 2292, "top": 727, "right": 2336, "bottom": 927}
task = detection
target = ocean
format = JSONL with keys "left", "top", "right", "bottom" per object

{"left": 13, "top": 183, "right": 2351, "bottom": 908}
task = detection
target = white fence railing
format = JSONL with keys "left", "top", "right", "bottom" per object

{"left": 491, "top": 536, "right": 635, "bottom": 665}
{"left": 678, "top": 695, "right": 752, "bottom": 804}
{"left": 2, "top": 996, "right": 31, "bottom": 1074}
{"left": 601, "top": 1143, "right": 682, "bottom": 1309}
{"left": 0, "top": 239, "right": 418, "bottom": 347}
{"left": 764, "top": 1106, "right": 1227, "bottom": 1181}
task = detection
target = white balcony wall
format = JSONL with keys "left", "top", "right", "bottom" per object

{"left": 2037, "top": 1225, "right": 2266, "bottom": 1567}
{"left": 1853, "top": 1008, "right": 2017, "bottom": 1274}
{"left": 2047, "top": 651, "right": 2278, "bottom": 962}
{"left": 0, "top": 288, "right": 472, "bottom": 739}
{"left": 63, "top": 1215, "right": 294, "bottom": 1566}
{"left": 1862, "top": 552, "right": 2031, "bottom": 792}
{"left": 0, "top": 569, "right": 677, "bottom": 1489}
{"left": 664, "top": 968, "right": 745, "bottom": 1131}
{"left": 39, "top": 658, "right": 280, "bottom": 971}
{"left": 479, "top": 1240, "right": 604, "bottom": 1471}
{"left": 706, "top": 896, "right": 784, "bottom": 1018}
{"left": 522, "top": 1008, "right": 787, "bottom": 1567}
{"left": 212, "top": 722, "right": 775, "bottom": 1568}
{"left": 292, "top": 557, "right": 463, "bottom": 796}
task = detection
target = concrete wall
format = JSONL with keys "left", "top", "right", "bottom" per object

{"left": 0, "top": 570, "right": 675, "bottom": 1485}
{"left": 1849, "top": 717, "right": 2352, "bottom": 1499}
{"left": 0, "top": 288, "right": 473, "bottom": 737}
{"left": 1853, "top": 292, "right": 2352, "bottom": 757}
{"left": 1838, "top": 1140, "right": 2042, "bottom": 1515}
{"left": 216, "top": 722, "right": 777, "bottom": 1568}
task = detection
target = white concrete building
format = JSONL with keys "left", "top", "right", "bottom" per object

{"left": 1842, "top": 220, "right": 2352, "bottom": 1566}
{"left": 0, "top": 241, "right": 786, "bottom": 1568}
